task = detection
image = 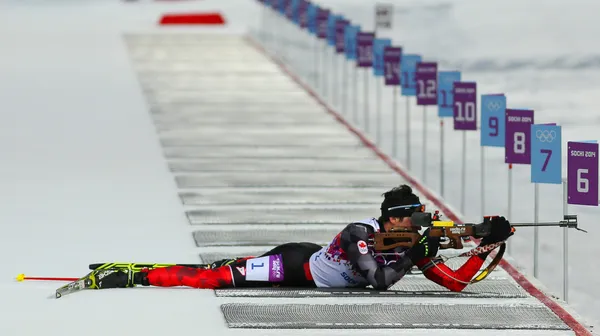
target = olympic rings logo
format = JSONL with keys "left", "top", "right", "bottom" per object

{"left": 487, "top": 101, "right": 501, "bottom": 111}
{"left": 536, "top": 129, "right": 556, "bottom": 143}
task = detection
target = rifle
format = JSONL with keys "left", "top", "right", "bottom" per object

{"left": 372, "top": 212, "right": 582, "bottom": 251}
{"left": 371, "top": 211, "right": 584, "bottom": 284}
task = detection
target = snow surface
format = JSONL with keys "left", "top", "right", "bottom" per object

{"left": 0, "top": 0, "right": 597, "bottom": 335}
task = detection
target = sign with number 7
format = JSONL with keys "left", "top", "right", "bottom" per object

{"left": 568, "top": 141, "right": 599, "bottom": 206}
{"left": 505, "top": 109, "right": 534, "bottom": 164}
{"left": 531, "top": 124, "right": 561, "bottom": 184}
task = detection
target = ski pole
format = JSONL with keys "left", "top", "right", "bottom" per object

{"left": 16, "top": 274, "right": 78, "bottom": 282}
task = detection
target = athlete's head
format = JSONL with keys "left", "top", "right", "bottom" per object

{"left": 378, "top": 184, "right": 424, "bottom": 232}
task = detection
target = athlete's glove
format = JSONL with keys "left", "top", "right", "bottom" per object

{"left": 480, "top": 216, "right": 514, "bottom": 246}
{"left": 406, "top": 228, "right": 440, "bottom": 263}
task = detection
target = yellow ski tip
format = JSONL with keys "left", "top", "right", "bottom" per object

{"left": 16, "top": 273, "right": 25, "bottom": 282}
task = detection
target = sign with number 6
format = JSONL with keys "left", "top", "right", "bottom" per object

{"left": 505, "top": 109, "right": 534, "bottom": 164}
{"left": 568, "top": 141, "right": 599, "bottom": 206}
{"left": 531, "top": 124, "right": 561, "bottom": 184}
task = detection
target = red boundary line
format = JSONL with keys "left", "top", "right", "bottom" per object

{"left": 159, "top": 13, "right": 225, "bottom": 25}
{"left": 244, "top": 36, "right": 593, "bottom": 336}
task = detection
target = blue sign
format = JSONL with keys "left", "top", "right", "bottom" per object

{"left": 400, "top": 54, "right": 421, "bottom": 96}
{"left": 327, "top": 14, "right": 341, "bottom": 46}
{"left": 531, "top": 124, "right": 562, "bottom": 184}
{"left": 373, "top": 38, "right": 391, "bottom": 77}
{"left": 307, "top": 4, "right": 317, "bottom": 34}
{"left": 437, "top": 71, "right": 461, "bottom": 117}
{"left": 480, "top": 94, "right": 506, "bottom": 147}
{"left": 292, "top": 0, "right": 300, "bottom": 23}
{"left": 344, "top": 25, "right": 360, "bottom": 60}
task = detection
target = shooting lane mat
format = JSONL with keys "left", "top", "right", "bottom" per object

{"left": 124, "top": 33, "right": 589, "bottom": 334}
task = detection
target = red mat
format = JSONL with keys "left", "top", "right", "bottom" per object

{"left": 159, "top": 12, "right": 225, "bottom": 25}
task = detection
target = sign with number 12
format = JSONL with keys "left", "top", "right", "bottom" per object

{"left": 415, "top": 62, "right": 437, "bottom": 106}
{"left": 505, "top": 109, "right": 534, "bottom": 164}
{"left": 531, "top": 124, "right": 561, "bottom": 184}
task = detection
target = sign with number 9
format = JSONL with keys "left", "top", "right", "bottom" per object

{"left": 505, "top": 109, "right": 534, "bottom": 164}
{"left": 568, "top": 141, "right": 599, "bottom": 206}
{"left": 480, "top": 94, "right": 506, "bottom": 147}
{"left": 531, "top": 124, "right": 561, "bottom": 184}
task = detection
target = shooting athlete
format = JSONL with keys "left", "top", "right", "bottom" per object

{"left": 89, "top": 185, "right": 514, "bottom": 292}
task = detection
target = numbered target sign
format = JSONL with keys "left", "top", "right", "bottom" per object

{"left": 437, "top": 71, "right": 461, "bottom": 118}
{"left": 298, "top": 0, "right": 309, "bottom": 28}
{"left": 383, "top": 46, "right": 401, "bottom": 86}
{"left": 568, "top": 141, "right": 599, "bottom": 206}
{"left": 505, "top": 109, "right": 534, "bottom": 164}
{"left": 400, "top": 54, "right": 421, "bottom": 96}
{"left": 480, "top": 94, "right": 506, "bottom": 147}
{"left": 335, "top": 19, "right": 349, "bottom": 53}
{"left": 415, "top": 62, "right": 438, "bottom": 105}
{"left": 327, "top": 14, "right": 341, "bottom": 46}
{"left": 531, "top": 124, "right": 562, "bottom": 184}
{"left": 344, "top": 25, "right": 360, "bottom": 60}
{"left": 356, "top": 32, "right": 375, "bottom": 67}
{"left": 316, "top": 8, "right": 330, "bottom": 39}
{"left": 307, "top": 3, "right": 317, "bottom": 34}
{"left": 452, "top": 82, "right": 477, "bottom": 130}
{"left": 373, "top": 38, "right": 391, "bottom": 76}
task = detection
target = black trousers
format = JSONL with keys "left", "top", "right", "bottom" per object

{"left": 228, "top": 242, "right": 321, "bottom": 288}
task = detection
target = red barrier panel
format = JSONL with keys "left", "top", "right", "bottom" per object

{"left": 159, "top": 13, "right": 225, "bottom": 25}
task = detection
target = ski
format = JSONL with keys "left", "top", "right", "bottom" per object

{"left": 88, "top": 262, "right": 211, "bottom": 271}
{"left": 55, "top": 271, "right": 97, "bottom": 299}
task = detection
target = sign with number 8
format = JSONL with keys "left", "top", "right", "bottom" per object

{"left": 505, "top": 109, "right": 534, "bottom": 164}
{"left": 568, "top": 141, "right": 599, "bottom": 206}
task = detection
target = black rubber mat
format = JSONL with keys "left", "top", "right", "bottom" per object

{"left": 220, "top": 303, "right": 569, "bottom": 330}
{"left": 214, "top": 276, "right": 527, "bottom": 298}
{"left": 178, "top": 187, "right": 383, "bottom": 205}
{"left": 185, "top": 206, "right": 375, "bottom": 225}
{"left": 192, "top": 228, "right": 339, "bottom": 247}
{"left": 163, "top": 145, "right": 375, "bottom": 160}
{"left": 168, "top": 158, "right": 389, "bottom": 173}
{"left": 175, "top": 171, "right": 401, "bottom": 188}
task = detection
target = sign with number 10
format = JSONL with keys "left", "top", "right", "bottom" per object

{"left": 415, "top": 62, "right": 437, "bottom": 106}
{"left": 480, "top": 94, "right": 506, "bottom": 147}
{"left": 452, "top": 82, "right": 477, "bottom": 130}
{"left": 531, "top": 124, "right": 562, "bottom": 184}
{"left": 568, "top": 141, "right": 599, "bottom": 206}
{"left": 505, "top": 109, "right": 534, "bottom": 164}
